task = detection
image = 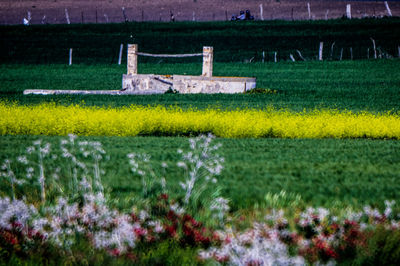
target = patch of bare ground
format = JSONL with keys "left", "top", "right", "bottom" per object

{"left": 0, "top": 0, "right": 399, "bottom": 24}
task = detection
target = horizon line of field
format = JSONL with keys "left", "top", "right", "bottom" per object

{"left": 8, "top": 1, "right": 396, "bottom": 25}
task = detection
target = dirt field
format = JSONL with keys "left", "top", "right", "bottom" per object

{"left": 0, "top": 0, "right": 399, "bottom": 25}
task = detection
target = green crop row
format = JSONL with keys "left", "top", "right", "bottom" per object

{"left": 1, "top": 60, "right": 399, "bottom": 112}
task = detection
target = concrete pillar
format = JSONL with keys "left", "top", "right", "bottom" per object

{"left": 127, "top": 44, "right": 138, "bottom": 75}
{"left": 202, "top": 46, "right": 213, "bottom": 77}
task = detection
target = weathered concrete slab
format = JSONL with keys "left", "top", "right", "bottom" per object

{"left": 122, "top": 74, "right": 256, "bottom": 94}
{"left": 23, "top": 89, "right": 165, "bottom": 95}
{"left": 122, "top": 74, "right": 172, "bottom": 93}
{"left": 24, "top": 74, "right": 256, "bottom": 96}
{"left": 173, "top": 75, "right": 256, "bottom": 94}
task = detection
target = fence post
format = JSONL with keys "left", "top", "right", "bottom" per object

{"left": 346, "top": 4, "right": 351, "bottom": 19}
{"left": 370, "top": 38, "right": 377, "bottom": 59}
{"left": 384, "top": 1, "right": 392, "bottom": 17}
{"left": 319, "top": 42, "right": 323, "bottom": 61}
{"left": 259, "top": 4, "right": 264, "bottom": 21}
{"left": 330, "top": 42, "right": 335, "bottom": 59}
{"left": 127, "top": 44, "right": 138, "bottom": 75}
{"left": 69, "top": 48, "right": 73, "bottom": 65}
{"left": 122, "top": 7, "right": 127, "bottom": 22}
{"left": 202, "top": 46, "right": 213, "bottom": 77}
{"left": 307, "top": 3, "right": 311, "bottom": 20}
{"left": 118, "top": 44, "right": 123, "bottom": 65}
{"left": 65, "top": 8, "right": 70, "bottom": 24}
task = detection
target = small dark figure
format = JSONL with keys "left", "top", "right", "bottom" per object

{"left": 231, "top": 9, "right": 254, "bottom": 21}
{"left": 237, "top": 10, "right": 245, "bottom": 20}
{"left": 170, "top": 11, "right": 175, "bottom": 22}
{"left": 245, "top": 10, "right": 254, "bottom": 20}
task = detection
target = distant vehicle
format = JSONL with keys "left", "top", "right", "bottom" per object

{"left": 231, "top": 10, "right": 254, "bottom": 21}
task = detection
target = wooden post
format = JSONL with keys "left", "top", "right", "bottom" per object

{"left": 307, "top": 3, "right": 311, "bottom": 20}
{"left": 291, "top": 8, "right": 294, "bottom": 21}
{"left": 350, "top": 47, "right": 353, "bottom": 60}
{"left": 274, "top": 52, "right": 277, "bottom": 63}
{"left": 225, "top": 10, "right": 228, "bottom": 21}
{"left": 202, "top": 46, "right": 213, "bottom": 77}
{"left": 319, "top": 42, "right": 323, "bottom": 61}
{"left": 259, "top": 4, "right": 264, "bottom": 21}
{"left": 81, "top": 11, "right": 84, "bottom": 23}
{"left": 325, "top": 9, "right": 329, "bottom": 20}
{"left": 367, "top": 48, "right": 370, "bottom": 59}
{"left": 262, "top": 51, "right": 265, "bottom": 63}
{"left": 96, "top": 9, "right": 98, "bottom": 23}
{"left": 296, "top": 50, "right": 306, "bottom": 61}
{"left": 384, "top": 1, "right": 392, "bottom": 17}
{"left": 346, "top": 4, "right": 351, "bottom": 19}
{"left": 370, "top": 38, "right": 377, "bottom": 59}
{"left": 118, "top": 44, "right": 123, "bottom": 65}
{"left": 330, "top": 42, "right": 335, "bottom": 59}
{"left": 122, "top": 7, "right": 127, "bottom": 22}
{"left": 69, "top": 48, "right": 73, "bottom": 65}
{"left": 127, "top": 44, "right": 138, "bottom": 75}
{"left": 339, "top": 48, "right": 343, "bottom": 61}
{"left": 65, "top": 8, "right": 70, "bottom": 24}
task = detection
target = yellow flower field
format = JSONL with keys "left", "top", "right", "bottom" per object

{"left": 1, "top": 102, "right": 399, "bottom": 139}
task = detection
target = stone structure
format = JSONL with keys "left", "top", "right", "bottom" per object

{"left": 122, "top": 44, "right": 256, "bottom": 94}
{"left": 24, "top": 44, "right": 256, "bottom": 95}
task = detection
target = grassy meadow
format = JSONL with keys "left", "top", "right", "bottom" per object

{"left": 1, "top": 19, "right": 400, "bottom": 264}
{"left": 1, "top": 59, "right": 399, "bottom": 209}
{"left": 1, "top": 135, "right": 400, "bottom": 211}
{"left": 1, "top": 60, "right": 400, "bottom": 112}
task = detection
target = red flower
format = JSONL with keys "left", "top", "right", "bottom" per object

{"left": 167, "top": 210, "right": 178, "bottom": 222}
{"left": 159, "top": 194, "right": 169, "bottom": 200}
{"left": 164, "top": 224, "right": 177, "bottom": 237}
{"left": 134, "top": 227, "right": 147, "bottom": 238}
{"left": 110, "top": 248, "right": 120, "bottom": 256}
{"left": 130, "top": 213, "right": 139, "bottom": 222}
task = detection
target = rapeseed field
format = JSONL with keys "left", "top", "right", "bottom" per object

{"left": 2, "top": 102, "right": 399, "bottom": 139}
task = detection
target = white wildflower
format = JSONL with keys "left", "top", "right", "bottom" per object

{"left": 17, "top": 156, "right": 28, "bottom": 164}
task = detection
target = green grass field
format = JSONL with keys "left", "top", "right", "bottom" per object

{"left": 1, "top": 135, "right": 400, "bottom": 211}
{"left": 1, "top": 60, "right": 399, "bottom": 112}
{"left": 1, "top": 19, "right": 400, "bottom": 212}
{"left": 1, "top": 19, "right": 400, "bottom": 264}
